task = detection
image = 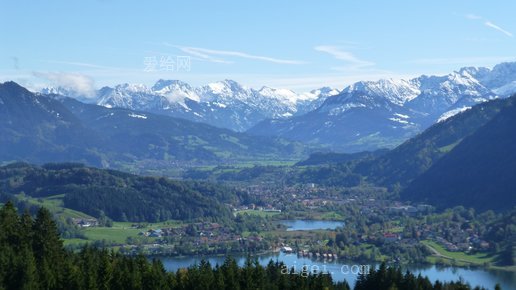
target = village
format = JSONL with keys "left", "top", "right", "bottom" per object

{"left": 69, "top": 183, "right": 493, "bottom": 263}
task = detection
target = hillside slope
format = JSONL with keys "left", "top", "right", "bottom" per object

{"left": 356, "top": 96, "right": 514, "bottom": 186}
{"left": 402, "top": 97, "right": 516, "bottom": 211}
{"left": 0, "top": 163, "right": 239, "bottom": 222}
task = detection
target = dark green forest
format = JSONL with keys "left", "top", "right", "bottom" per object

{"left": 0, "top": 163, "right": 242, "bottom": 222}
{"left": 402, "top": 97, "right": 516, "bottom": 211}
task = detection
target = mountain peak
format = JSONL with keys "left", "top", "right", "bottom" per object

{"left": 311, "top": 87, "right": 339, "bottom": 95}
{"left": 491, "top": 61, "right": 516, "bottom": 73}
{"left": 151, "top": 79, "right": 190, "bottom": 91}
{"left": 115, "top": 83, "right": 149, "bottom": 93}
{"left": 457, "top": 66, "right": 490, "bottom": 79}
{"left": 257, "top": 86, "right": 299, "bottom": 102}
{"left": 0, "top": 81, "right": 29, "bottom": 94}
{"left": 342, "top": 78, "right": 420, "bottom": 106}
{"left": 202, "top": 80, "right": 250, "bottom": 103}
{"left": 207, "top": 79, "right": 246, "bottom": 93}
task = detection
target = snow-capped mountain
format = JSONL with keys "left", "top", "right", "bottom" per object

{"left": 40, "top": 86, "right": 95, "bottom": 103}
{"left": 39, "top": 61, "right": 516, "bottom": 152}
{"left": 249, "top": 62, "right": 516, "bottom": 152}
{"left": 97, "top": 84, "right": 160, "bottom": 109}
{"left": 151, "top": 79, "right": 201, "bottom": 103}
{"left": 44, "top": 80, "right": 339, "bottom": 132}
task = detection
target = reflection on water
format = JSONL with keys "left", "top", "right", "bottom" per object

{"left": 159, "top": 252, "right": 515, "bottom": 289}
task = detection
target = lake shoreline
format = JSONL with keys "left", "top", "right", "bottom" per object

{"left": 157, "top": 251, "right": 515, "bottom": 289}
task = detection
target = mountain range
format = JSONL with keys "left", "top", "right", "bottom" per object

{"left": 0, "top": 81, "right": 306, "bottom": 171}
{"left": 44, "top": 80, "right": 339, "bottom": 132}
{"left": 42, "top": 62, "right": 516, "bottom": 153}
{"left": 249, "top": 62, "right": 516, "bottom": 151}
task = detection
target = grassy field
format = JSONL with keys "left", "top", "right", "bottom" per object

{"left": 65, "top": 221, "right": 182, "bottom": 246}
{"left": 319, "top": 211, "right": 344, "bottom": 220}
{"left": 11, "top": 193, "right": 183, "bottom": 246}
{"left": 15, "top": 193, "right": 94, "bottom": 219}
{"left": 82, "top": 226, "right": 145, "bottom": 244}
{"left": 421, "top": 240, "right": 496, "bottom": 266}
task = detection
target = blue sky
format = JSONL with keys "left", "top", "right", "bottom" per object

{"left": 1, "top": 0, "right": 515, "bottom": 93}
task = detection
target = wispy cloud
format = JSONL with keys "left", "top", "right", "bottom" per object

{"left": 465, "top": 14, "right": 482, "bottom": 20}
{"left": 484, "top": 21, "right": 513, "bottom": 38}
{"left": 465, "top": 14, "right": 513, "bottom": 38}
{"left": 32, "top": 71, "right": 96, "bottom": 98}
{"left": 42, "top": 60, "right": 123, "bottom": 70}
{"left": 314, "top": 45, "right": 375, "bottom": 69}
{"left": 165, "top": 43, "right": 306, "bottom": 65}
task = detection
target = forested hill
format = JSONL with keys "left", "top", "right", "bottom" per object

{"left": 355, "top": 96, "right": 514, "bottom": 187}
{"left": 0, "top": 162, "right": 240, "bottom": 222}
{"left": 402, "top": 95, "right": 516, "bottom": 211}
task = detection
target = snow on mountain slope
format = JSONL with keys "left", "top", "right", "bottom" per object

{"left": 248, "top": 62, "right": 516, "bottom": 152}
{"left": 344, "top": 78, "right": 420, "bottom": 106}
{"left": 151, "top": 79, "right": 200, "bottom": 103}
{"left": 437, "top": 106, "right": 472, "bottom": 123}
{"left": 475, "top": 62, "right": 516, "bottom": 92}
{"left": 47, "top": 79, "right": 337, "bottom": 132}
{"left": 406, "top": 70, "right": 494, "bottom": 119}
{"left": 40, "top": 62, "right": 516, "bottom": 150}
{"left": 97, "top": 84, "right": 161, "bottom": 110}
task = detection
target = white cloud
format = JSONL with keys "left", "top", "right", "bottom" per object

{"left": 166, "top": 44, "right": 306, "bottom": 65}
{"left": 32, "top": 72, "right": 96, "bottom": 98}
{"left": 314, "top": 45, "right": 375, "bottom": 69}
{"left": 175, "top": 47, "right": 231, "bottom": 64}
{"left": 465, "top": 14, "right": 513, "bottom": 38}
{"left": 484, "top": 21, "right": 513, "bottom": 38}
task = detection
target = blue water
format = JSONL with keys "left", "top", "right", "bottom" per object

{"left": 158, "top": 219, "right": 514, "bottom": 289}
{"left": 279, "top": 219, "right": 345, "bottom": 231}
{"left": 160, "top": 252, "right": 515, "bottom": 289}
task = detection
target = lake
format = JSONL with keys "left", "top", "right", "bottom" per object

{"left": 158, "top": 219, "right": 514, "bottom": 289}
{"left": 159, "top": 252, "right": 515, "bottom": 289}
{"left": 279, "top": 219, "right": 345, "bottom": 231}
